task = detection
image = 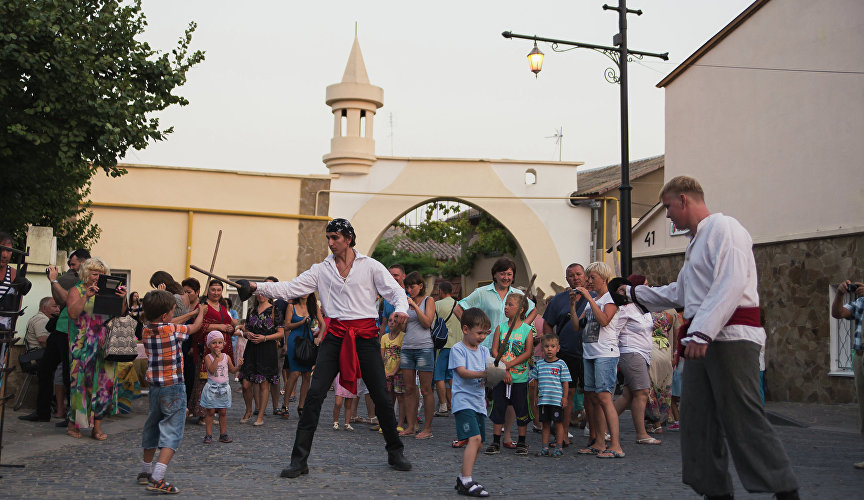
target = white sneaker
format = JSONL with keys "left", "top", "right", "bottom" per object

{"left": 567, "top": 432, "right": 573, "bottom": 439}
{"left": 333, "top": 421, "right": 339, "bottom": 430}
{"left": 583, "top": 424, "right": 591, "bottom": 437}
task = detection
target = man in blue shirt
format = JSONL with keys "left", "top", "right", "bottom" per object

{"left": 542, "top": 263, "right": 591, "bottom": 442}
{"left": 378, "top": 264, "right": 405, "bottom": 336}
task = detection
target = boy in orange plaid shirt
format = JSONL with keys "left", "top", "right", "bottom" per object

{"left": 138, "top": 290, "right": 205, "bottom": 494}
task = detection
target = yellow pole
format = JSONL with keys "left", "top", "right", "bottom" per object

{"left": 185, "top": 211, "right": 194, "bottom": 278}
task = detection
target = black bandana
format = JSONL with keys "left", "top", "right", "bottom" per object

{"left": 326, "top": 218, "right": 355, "bottom": 240}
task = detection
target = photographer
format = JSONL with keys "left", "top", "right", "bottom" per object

{"left": 19, "top": 249, "right": 90, "bottom": 423}
{"left": 831, "top": 279, "right": 864, "bottom": 469}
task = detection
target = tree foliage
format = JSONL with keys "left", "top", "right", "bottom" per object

{"left": 377, "top": 201, "right": 518, "bottom": 277}
{"left": 0, "top": 0, "right": 204, "bottom": 250}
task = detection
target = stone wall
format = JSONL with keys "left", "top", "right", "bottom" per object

{"left": 633, "top": 232, "right": 863, "bottom": 404}
{"left": 296, "top": 178, "right": 331, "bottom": 273}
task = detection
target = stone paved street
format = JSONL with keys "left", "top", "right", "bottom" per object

{"left": 2, "top": 383, "right": 863, "bottom": 498}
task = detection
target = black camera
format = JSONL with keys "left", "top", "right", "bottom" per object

{"left": 849, "top": 283, "right": 860, "bottom": 293}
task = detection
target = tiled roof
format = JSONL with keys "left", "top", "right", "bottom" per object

{"left": 381, "top": 226, "right": 462, "bottom": 261}
{"left": 573, "top": 155, "right": 665, "bottom": 196}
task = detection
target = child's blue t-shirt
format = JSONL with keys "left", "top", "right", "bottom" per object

{"left": 529, "top": 359, "right": 572, "bottom": 406}
{"left": 449, "top": 341, "right": 490, "bottom": 414}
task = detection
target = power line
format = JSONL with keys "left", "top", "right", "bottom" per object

{"left": 635, "top": 60, "right": 864, "bottom": 76}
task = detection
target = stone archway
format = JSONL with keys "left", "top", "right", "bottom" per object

{"left": 327, "top": 157, "right": 590, "bottom": 296}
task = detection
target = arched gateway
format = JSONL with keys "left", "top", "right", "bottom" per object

{"left": 322, "top": 37, "right": 591, "bottom": 294}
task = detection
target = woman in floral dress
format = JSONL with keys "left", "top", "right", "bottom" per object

{"left": 66, "top": 257, "right": 127, "bottom": 440}
{"left": 239, "top": 290, "right": 284, "bottom": 425}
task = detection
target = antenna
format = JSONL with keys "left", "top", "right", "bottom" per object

{"left": 389, "top": 112, "right": 394, "bottom": 155}
{"left": 546, "top": 126, "right": 563, "bottom": 161}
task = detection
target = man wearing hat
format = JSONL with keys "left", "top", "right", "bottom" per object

{"left": 237, "top": 218, "right": 412, "bottom": 478}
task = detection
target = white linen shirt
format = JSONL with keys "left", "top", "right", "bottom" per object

{"left": 255, "top": 250, "right": 408, "bottom": 321}
{"left": 629, "top": 213, "right": 766, "bottom": 346}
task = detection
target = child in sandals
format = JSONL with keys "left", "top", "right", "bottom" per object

{"left": 332, "top": 373, "right": 358, "bottom": 431}
{"left": 449, "top": 308, "right": 492, "bottom": 497}
{"left": 201, "top": 331, "right": 243, "bottom": 444}
{"left": 529, "top": 334, "right": 571, "bottom": 457}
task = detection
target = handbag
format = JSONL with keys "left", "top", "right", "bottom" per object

{"left": 293, "top": 322, "right": 318, "bottom": 366}
{"left": 103, "top": 315, "right": 139, "bottom": 362}
{"left": 430, "top": 298, "right": 456, "bottom": 350}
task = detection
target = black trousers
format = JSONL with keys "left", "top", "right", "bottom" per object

{"left": 35, "top": 329, "right": 70, "bottom": 418}
{"left": 294, "top": 332, "right": 403, "bottom": 453}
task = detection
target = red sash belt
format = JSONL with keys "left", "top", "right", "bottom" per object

{"left": 675, "top": 306, "right": 761, "bottom": 362}
{"left": 327, "top": 318, "right": 379, "bottom": 394}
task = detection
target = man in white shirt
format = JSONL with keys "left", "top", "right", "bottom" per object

{"left": 622, "top": 176, "right": 798, "bottom": 500}
{"left": 23, "top": 297, "right": 58, "bottom": 351}
{"left": 238, "top": 219, "right": 412, "bottom": 478}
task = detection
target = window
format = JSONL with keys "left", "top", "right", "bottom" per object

{"left": 524, "top": 168, "right": 537, "bottom": 185}
{"left": 340, "top": 109, "right": 347, "bottom": 137}
{"left": 829, "top": 284, "right": 855, "bottom": 377}
{"left": 360, "top": 110, "right": 366, "bottom": 138}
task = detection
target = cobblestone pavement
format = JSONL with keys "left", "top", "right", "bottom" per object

{"left": 2, "top": 384, "right": 863, "bottom": 498}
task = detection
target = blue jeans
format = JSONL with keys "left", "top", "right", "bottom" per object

{"left": 583, "top": 357, "right": 619, "bottom": 394}
{"left": 400, "top": 348, "right": 435, "bottom": 372}
{"left": 142, "top": 384, "right": 187, "bottom": 451}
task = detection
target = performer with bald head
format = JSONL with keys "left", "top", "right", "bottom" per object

{"left": 237, "top": 218, "right": 412, "bottom": 478}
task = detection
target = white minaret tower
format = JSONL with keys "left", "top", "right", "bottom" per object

{"left": 322, "top": 36, "right": 383, "bottom": 175}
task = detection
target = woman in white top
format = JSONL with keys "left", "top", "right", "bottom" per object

{"left": 399, "top": 271, "right": 436, "bottom": 439}
{"left": 609, "top": 277, "right": 659, "bottom": 445}
{"left": 574, "top": 261, "right": 624, "bottom": 458}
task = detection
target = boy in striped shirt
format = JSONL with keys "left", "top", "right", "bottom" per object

{"left": 138, "top": 290, "right": 205, "bottom": 494}
{"left": 529, "top": 334, "right": 571, "bottom": 457}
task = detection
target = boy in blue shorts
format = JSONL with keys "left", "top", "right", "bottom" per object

{"left": 449, "top": 308, "right": 491, "bottom": 497}
{"left": 138, "top": 290, "right": 204, "bottom": 494}
{"left": 529, "top": 334, "right": 571, "bottom": 457}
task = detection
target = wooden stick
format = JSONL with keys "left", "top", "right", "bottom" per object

{"left": 189, "top": 265, "right": 242, "bottom": 289}
{"left": 208, "top": 230, "right": 222, "bottom": 277}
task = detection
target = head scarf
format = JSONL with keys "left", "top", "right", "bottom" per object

{"left": 206, "top": 330, "right": 223, "bottom": 346}
{"left": 326, "top": 218, "right": 356, "bottom": 247}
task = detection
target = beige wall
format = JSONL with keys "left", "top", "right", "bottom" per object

{"left": 88, "top": 164, "right": 329, "bottom": 293}
{"left": 328, "top": 157, "right": 590, "bottom": 298}
{"left": 663, "top": 0, "right": 864, "bottom": 244}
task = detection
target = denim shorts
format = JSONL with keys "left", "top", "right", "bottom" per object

{"left": 433, "top": 348, "right": 453, "bottom": 382}
{"left": 583, "top": 357, "right": 619, "bottom": 394}
{"left": 142, "top": 384, "right": 187, "bottom": 451}
{"left": 400, "top": 348, "right": 435, "bottom": 372}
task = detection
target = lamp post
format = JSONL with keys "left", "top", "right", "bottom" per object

{"left": 503, "top": 0, "right": 668, "bottom": 278}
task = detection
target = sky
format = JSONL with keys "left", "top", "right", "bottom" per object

{"left": 126, "top": 0, "right": 756, "bottom": 174}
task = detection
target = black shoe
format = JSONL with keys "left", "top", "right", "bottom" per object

{"left": 387, "top": 450, "right": 412, "bottom": 471}
{"left": 280, "top": 463, "right": 309, "bottom": 478}
{"left": 484, "top": 443, "right": 500, "bottom": 455}
{"left": 55, "top": 419, "right": 69, "bottom": 428}
{"left": 18, "top": 412, "right": 49, "bottom": 422}
{"left": 456, "top": 477, "right": 490, "bottom": 497}
{"left": 515, "top": 442, "right": 529, "bottom": 456}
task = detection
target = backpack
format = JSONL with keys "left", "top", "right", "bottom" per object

{"left": 103, "top": 316, "right": 139, "bottom": 362}
{"left": 430, "top": 299, "right": 457, "bottom": 350}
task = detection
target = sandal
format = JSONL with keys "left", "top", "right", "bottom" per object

{"left": 90, "top": 431, "right": 108, "bottom": 441}
{"left": 415, "top": 431, "right": 433, "bottom": 440}
{"left": 502, "top": 440, "right": 517, "bottom": 449}
{"left": 636, "top": 437, "right": 662, "bottom": 445}
{"left": 452, "top": 439, "right": 468, "bottom": 448}
{"left": 66, "top": 427, "right": 82, "bottom": 439}
{"left": 455, "top": 478, "right": 490, "bottom": 497}
{"left": 577, "top": 446, "right": 602, "bottom": 455}
{"left": 597, "top": 449, "right": 626, "bottom": 459}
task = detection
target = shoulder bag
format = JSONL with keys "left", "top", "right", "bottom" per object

{"left": 104, "top": 315, "right": 139, "bottom": 362}
{"left": 294, "top": 320, "right": 318, "bottom": 366}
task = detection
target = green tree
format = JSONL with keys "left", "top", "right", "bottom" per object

{"left": 385, "top": 201, "right": 518, "bottom": 277}
{"left": 0, "top": 0, "right": 204, "bottom": 249}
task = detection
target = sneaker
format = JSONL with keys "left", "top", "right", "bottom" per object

{"left": 531, "top": 422, "right": 542, "bottom": 433}
{"left": 434, "top": 407, "right": 450, "bottom": 417}
{"left": 455, "top": 477, "right": 490, "bottom": 497}
{"left": 515, "top": 442, "right": 529, "bottom": 456}
{"left": 219, "top": 434, "right": 232, "bottom": 443}
{"left": 551, "top": 447, "right": 564, "bottom": 458}
{"left": 344, "top": 423, "right": 355, "bottom": 431}
{"left": 668, "top": 421, "right": 680, "bottom": 431}
{"left": 483, "top": 443, "right": 500, "bottom": 455}
{"left": 146, "top": 479, "right": 179, "bottom": 494}
{"left": 333, "top": 422, "right": 339, "bottom": 430}
{"left": 202, "top": 434, "right": 212, "bottom": 444}
{"left": 536, "top": 446, "right": 551, "bottom": 457}
{"left": 583, "top": 424, "right": 591, "bottom": 437}
{"left": 136, "top": 472, "right": 152, "bottom": 485}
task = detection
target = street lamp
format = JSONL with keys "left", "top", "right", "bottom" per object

{"left": 527, "top": 41, "right": 544, "bottom": 77}
{"left": 503, "top": 0, "right": 668, "bottom": 278}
